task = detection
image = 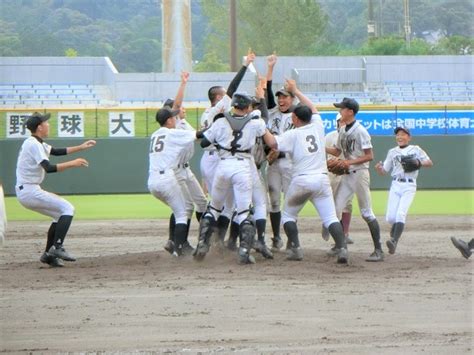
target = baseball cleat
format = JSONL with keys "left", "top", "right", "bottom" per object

{"left": 164, "top": 240, "right": 175, "bottom": 255}
{"left": 336, "top": 248, "right": 349, "bottom": 264}
{"left": 48, "top": 245, "right": 76, "bottom": 262}
{"left": 254, "top": 240, "right": 274, "bottom": 259}
{"left": 286, "top": 247, "right": 304, "bottom": 261}
{"left": 326, "top": 245, "right": 339, "bottom": 256}
{"left": 271, "top": 236, "right": 284, "bottom": 251}
{"left": 386, "top": 239, "right": 398, "bottom": 254}
{"left": 345, "top": 235, "right": 354, "bottom": 244}
{"left": 181, "top": 241, "right": 195, "bottom": 256}
{"left": 450, "top": 237, "right": 472, "bottom": 259}
{"left": 365, "top": 249, "right": 384, "bottom": 262}
{"left": 238, "top": 248, "right": 256, "bottom": 264}
{"left": 40, "top": 252, "right": 64, "bottom": 267}
{"left": 193, "top": 241, "right": 210, "bottom": 261}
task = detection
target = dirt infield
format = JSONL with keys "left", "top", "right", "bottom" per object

{"left": 1, "top": 216, "right": 472, "bottom": 354}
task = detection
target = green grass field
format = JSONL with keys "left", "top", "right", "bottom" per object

{"left": 4, "top": 190, "right": 473, "bottom": 221}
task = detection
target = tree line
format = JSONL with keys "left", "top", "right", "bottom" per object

{"left": 1, "top": 0, "right": 472, "bottom": 73}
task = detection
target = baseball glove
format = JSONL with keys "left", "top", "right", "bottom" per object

{"left": 266, "top": 149, "right": 280, "bottom": 165}
{"left": 327, "top": 159, "right": 349, "bottom": 175}
{"left": 400, "top": 155, "right": 421, "bottom": 172}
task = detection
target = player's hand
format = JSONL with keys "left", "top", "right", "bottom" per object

{"left": 245, "top": 48, "right": 256, "bottom": 66}
{"left": 375, "top": 161, "right": 384, "bottom": 175}
{"left": 81, "top": 140, "right": 96, "bottom": 150}
{"left": 258, "top": 75, "right": 267, "bottom": 90}
{"left": 255, "top": 84, "right": 264, "bottom": 99}
{"left": 181, "top": 71, "right": 190, "bottom": 84}
{"left": 285, "top": 79, "right": 297, "bottom": 94}
{"left": 267, "top": 53, "right": 277, "bottom": 67}
{"left": 74, "top": 158, "right": 89, "bottom": 168}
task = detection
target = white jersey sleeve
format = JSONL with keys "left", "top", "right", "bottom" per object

{"left": 200, "top": 95, "right": 232, "bottom": 129}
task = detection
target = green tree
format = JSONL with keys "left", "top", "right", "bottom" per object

{"left": 433, "top": 35, "right": 474, "bottom": 54}
{"left": 194, "top": 51, "right": 229, "bottom": 72}
{"left": 64, "top": 48, "right": 78, "bottom": 57}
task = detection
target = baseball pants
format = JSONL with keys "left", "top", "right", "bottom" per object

{"left": 385, "top": 180, "right": 417, "bottom": 224}
{"left": 267, "top": 157, "right": 292, "bottom": 213}
{"left": 176, "top": 166, "right": 208, "bottom": 218}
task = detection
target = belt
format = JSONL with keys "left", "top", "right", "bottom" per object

{"left": 346, "top": 170, "right": 358, "bottom": 174}
{"left": 176, "top": 163, "right": 189, "bottom": 168}
{"left": 208, "top": 151, "right": 215, "bottom": 155}
{"left": 221, "top": 157, "right": 244, "bottom": 161}
{"left": 159, "top": 170, "right": 166, "bottom": 175}
{"left": 393, "top": 177, "right": 414, "bottom": 183}
{"left": 18, "top": 185, "right": 24, "bottom": 190}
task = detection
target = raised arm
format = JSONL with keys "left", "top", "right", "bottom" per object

{"left": 227, "top": 50, "right": 256, "bottom": 98}
{"left": 285, "top": 79, "right": 318, "bottom": 113}
{"left": 172, "top": 71, "right": 189, "bottom": 110}
{"left": 266, "top": 54, "right": 277, "bottom": 109}
{"left": 255, "top": 76, "right": 269, "bottom": 123}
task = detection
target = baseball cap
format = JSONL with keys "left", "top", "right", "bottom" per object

{"left": 163, "top": 98, "right": 175, "bottom": 108}
{"left": 26, "top": 112, "right": 51, "bottom": 132}
{"left": 231, "top": 92, "right": 253, "bottom": 109}
{"left": 394, "top": 126, "right": 411, "bottom": 135}
{"left": 333, "top": 97, "right": 359, "bottom": 114}
{"left": 275, "top": 87, "right": 295, "bottom": 98}
{"left": 155, "top": 107, "right": 179, "bottom": 126}
{"left": 293, "top": 104, "right": 312, "bottom": 122}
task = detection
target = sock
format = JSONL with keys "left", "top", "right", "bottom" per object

{"left": 174, "top": 223, "right": 188, "bottom": 250}
{"left": 53, "top": 215, "right": 73, "bottom": 248}
{"left": 168, "top": 214, "right": 176, "bottom": 242}
{"left": 195, "top": 211, "right": 203, "bottom": 222}
{"left": 46, "top": 222, "right": 57, "bottom": 252}
{"left": 270, "top": 212, "right": 281, "bottom": 238}
{"left": 367, "top": 219, "right": 382, "bottom": 250}
{"left": 392, "top": 222, "right": 405, "bottom": 242}
{"left": 229, "top": 220, "right": 239, "bottom": 244}
{"left": 283, "top": 221, "right": 299, "bottom": 248}
{"left": 185, "top": 219, "right": 191, "bottom": 242}
{"left": 216, "top": 215, "right": 230, "bottom": 242}
{"left": 256, "top": 219, "right": 266, "bottom": 242}
{"left": 328, "top": 222, "right": 346, "bottom": 249}
{"left": 341, "top": 212, "right": 351, "bottom": 236}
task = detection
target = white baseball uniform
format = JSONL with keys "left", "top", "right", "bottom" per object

{"left": 148, "top": 127, "right": 196, "bottom": 224}
{"left": 175, "top": 117, "right": 207, "bottom": 218}
{"left": 333, "top": 121, "right": 376, "bottom": 222}
{"left": 276, "top": 114, "right": 339, "bottom": 227}
{"left": 266, "top": 108, "right": 293, "bottom": 212}
{"left": 15, "top": 136, "right": 74, "bottom": 221}
{"left": 381, "top": 145, "right": 431, "bottom": 224}
{"left": 203, "top": 113, "right": 267, "bottom": 224}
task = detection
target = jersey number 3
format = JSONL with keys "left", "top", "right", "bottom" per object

{"left": 306, "top": 135, "right": 318, "bottom": 153}
{"left": 150, "top": 135, "right": 165, "bottom": 153}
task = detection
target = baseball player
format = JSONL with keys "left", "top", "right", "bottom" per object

{"left": 265, "top": 54, "right": 295, "bottom": 250}
{"left": 375, "top": 126, "right": 433, "bottom": 255}
{"left": 264, "top": 79, "right": 348, "bottom": 263}
{"left": 322, "top": 113, "right": 353, "bottom": 244}
{"left": 450, "top": 237, "right": 473, "bottom": 259}
{"left": 15, "top": 112, "right": 96, "bottom": 267}
{"left": 162, "top": 72, "right": 208, "bottom": 255}
{"left": 148, "top": 107, "right": 204, "bottom": 256}
{"left": 194, "top": 91, "right": 272, "bottom": 264}
{"left": 326, "top": 98, "right": 384, "bottom": 262}
{"left": 200, "top": 51, "right": 257, "bottom": 246}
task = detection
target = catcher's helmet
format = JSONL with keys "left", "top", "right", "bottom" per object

{"left": 231, "top": 92, "right": 253, "bottom": 110}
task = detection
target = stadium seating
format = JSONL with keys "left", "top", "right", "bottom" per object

{"left": 385, "top": 81, "right": 473, "bottom": 104}
{"left": 0, "top": 83, "right": 101, "bottom": 106}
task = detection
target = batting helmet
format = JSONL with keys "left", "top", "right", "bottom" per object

{"left": 231, "top": 92, "right": 253, "bottom": 110}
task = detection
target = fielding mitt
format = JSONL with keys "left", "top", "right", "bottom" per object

{"left": 327, "top": 159, "right": 349, "bottom": 175}
{"left": 400, "top": 155, "right": 421, "bottom": 172}
{"left": 266, "top": 149, "right": 280, "bottom": 165}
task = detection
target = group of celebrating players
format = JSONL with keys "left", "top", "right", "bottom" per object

{"left": 16, "top": 52, "right": 443, "bottom": 268}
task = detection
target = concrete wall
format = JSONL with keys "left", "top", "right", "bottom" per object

{"left": 1, "top": 135, "right": 473, "bottom": 196}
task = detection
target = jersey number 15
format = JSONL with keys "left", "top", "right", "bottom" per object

{"left": 150, "top": 135, "right": 165, "bottom": 153}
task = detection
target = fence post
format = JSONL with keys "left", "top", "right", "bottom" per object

{"left": 146, "top": 108, "right": 149, "bottom": 136}
{"left": 95, "top": 108, "right": 98, "bottom": 138}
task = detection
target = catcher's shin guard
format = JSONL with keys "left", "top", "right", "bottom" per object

{"left": 238, "top": 219, "right": 256, "bottom": 264}
{"left": 193, "top": 214, "right": 215, "bottom": 261}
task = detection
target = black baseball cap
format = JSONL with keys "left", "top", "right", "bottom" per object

{"left": 333, "top": 97, "right": 359, "bottom": 114}
{"left": 394, "top": 126, "right": 411, "bottom": 135}
{"left": 293, "top": 104, "right": 312, "bottom": 122}
{"left": 231, "top": 92, "right": 253, "bottom": 109}
{"left": 275, "top": 87, "right": 295, "bottom": 98}
{"left": 163, "top": 98, "right": 174, "bottom": 108}
{"left": 26, "top": 112, "right": 51, "bottom": 132}
{"left": 155, "top": 107, "right": 179, "bottom": 126}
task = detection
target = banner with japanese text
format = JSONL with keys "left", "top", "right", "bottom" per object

{"left": 6, "top": 112, "right": 31, "bottom": 138}
{"left": 57, "top": 112, "right": 84, "bottom": 137}
{"left": 108, "top": 112, "right": 135, "bottom": 137}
